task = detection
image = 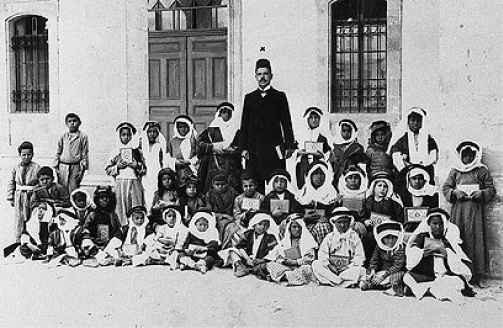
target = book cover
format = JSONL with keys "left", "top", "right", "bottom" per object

{"left": 404, "top": 207, "right": 428, "bottom": 223}
{"left": 342, "top": 197, "right": 364, "bottom": 213}
{"left": 329, "top": 255, "right": 351, "bottom": 270}
{"left": 304, "top": 141, "right": 323, "bottom": 153}
{"left": 369, "top": 212, "right": 391, "bottom": 226}
{"left": 242, "top": 197, "right": 260, "bottom": 211}
{"left": 284, "top": 246, "right": 302, "bottom": 260}
{"left": 120, "top": 148, "right": 133, "bottom": 164}
{"left": 456, "top": 184, "right": 480, "bottom": 196}
{"left": 270, "top": 199, "right": 290, "bottom": 213}
{"left": 97, "top": 224, "right": 110, "bottom": 243}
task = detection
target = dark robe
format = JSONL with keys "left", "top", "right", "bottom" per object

{"left": 239, "top": 88, "right": 295, "bottom": 193}
{"left": 235, "top": 230, "right": 278, "bottom": 260}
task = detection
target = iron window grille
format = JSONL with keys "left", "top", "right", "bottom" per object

{"left": 11, "top": 16, "right": 49, "bottom": 113}
{"left": 331, "top": 0, "right": 387, "bottom": 113}
{"left": 148, "top": 0, "right": 228, "bottom": 31}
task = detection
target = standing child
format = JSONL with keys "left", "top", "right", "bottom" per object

{"left": 331, "top": 119, "right": 365, "bottom": 185}
{"left": 180, "top": 211, "right": 221, "bottom": 274}
{"left": 360, "top": 221, "right": 406, "bottom": 296}
{"left": 105, "top": 122, "right": 146, "bottom": 226}
{"left": 168, "top": 115, "right": 198, "bottom": 182}
{"left": 312, "top": 207, "right": 366, "bottom": 288}
{"left": 297, "top": 161, "right": 338, "bottom": 245}
{"left": 366, "top": 120, "right": 394, "bottom": 179}
{"left": 53, "top": 113, "right": 89, "bottom": 194}
{"left": 260, "top": 169, "right": 302, "bottom": 228}
{"left": 7, "top": 141, "right": 40, "bottom": 243}
{"left": 205, "top": 173, "right": 239, "bottom": 245}
{"left": 197, "top": 102, "right": 241, "bottom": 193}
{"left": 442, "top": 141, "right": 496, "bottom": 284}
{"left": 149, "top": 207, "right": 188, "bottom": 268}
{"left": 178, "top": 174, "right": 205, "bottom": 227}
{"left": 292, "top": 107, "right": 333, "bottom": 190}
{"left": 218, "top": 212, "right": 278, "bottom": 278}
{"left": 140, "top": 121, "right": 170, "bottom": 208}
{"left": 30, "top": 166, "right": 70, "bottom": 213}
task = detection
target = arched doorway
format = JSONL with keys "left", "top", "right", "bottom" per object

{"left": 147, "top": 0, "right": 228, "bottom": 138}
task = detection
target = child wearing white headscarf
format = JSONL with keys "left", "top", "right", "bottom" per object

{"left": 403, "top": 208, "right": 475, "bottom": 303}
{"left": 168, "top": 115, "right": 198, "bottom": 182}
{"left": 140, "top": 121, "right": 172, "bottom": 208}
{"left": 298, "top": 161, "right": 338, "bottom": 245}
{"left": 105, "top": 122, "right": 146, "bottom": 226}
{"left": 197, "top": 102, "right": 241, "bottom": 193}
{"left": 180, "top": 211, "right": 221, "bottom": 273}
{"left": 69, "top": 188, "right": 93, "bottom": 225}
{"left": 265, "top": 214, "right": 318, "bottom": 286}
{"left": 46, "top": 210, "right": 80, "bottom": 261}
{"left": 442, "top": 141, "right": 496, "bottom": 284}
{"left": 312, "top": 207, "right": 366, "bottom": 287}
{"left": 360, "top": 221, "right": 406, "bottom": 296}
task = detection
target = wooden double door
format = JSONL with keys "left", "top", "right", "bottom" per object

{"left": 148, "top": 31, "right": 227, "bottom": 138}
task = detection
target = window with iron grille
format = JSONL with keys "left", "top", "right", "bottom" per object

{"left": 331, "top": 0, "right": 387, "bottom": 113}
{"left": 148, "top": 0, "right": 228, "bottom": 31}
{"left": 10, "top": 16, "right": 49, "bottom": 113}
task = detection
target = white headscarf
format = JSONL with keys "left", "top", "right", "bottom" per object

{"left": 265, "top": 172, "right": 296, "bottom": 195}
{"left": 276, "top": 216, "right": 318, "bottom": 257}
{"left": 208, "top": 103, "right": 239, "bottom": 149}
{"left": 54, "top": 210, "right": 79, "bottom": 247}
{"left": 388, "top": 107, "right": 431, "bottom": 164}
{"left": 26, "top": 202, "right": 54, "bottom": 245}
{"left": 367, "top": 175, "right": 403, "bottom": 205}
{"left": 373, "top": 221, "right": 404, "bottom": 253}
{"left": 296, "top": 107, "right": 333, "bottom": 152}
{"left": 333, "top": 119, "right": 358, "bottom": 145}
{"left": 327, "top": 208, "right": 361, "bottom": 255}
{"left": 140, "top": 122, "right": 167, "bottom": 167}
{"left": 160, "top": 207, "right": 187, "bottom": 236}
{"left": 406, "top": 166, "right": 437, "bottom": 197}
{"left": 298, "top": 161, "right": 338, "bottom": 205}
{"left": 173, "top": 116, "right": 197, "bottom": 161}
{"left": 110, "top": 122, "right": 140, "bottom": 159}
{"left": 337, "top": 165, "right": 368, "bottom": 199}
{"left": 189, "top": 212, "right": 220, "bottom": 244}
{"left": 452, "top": 141, "right": 487, "bottom": 173}
{"left": 70, "top": 188, "right": 92, "bottom": 212}
{"left": 124, "top": 208, "right": 148, "bottom": 246}
{"left": 248, "top": 212, "right": 279, "bottom": 240}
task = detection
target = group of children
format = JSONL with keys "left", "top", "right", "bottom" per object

{"left": 4, "top": 106, "right": 496, "bottom": 304}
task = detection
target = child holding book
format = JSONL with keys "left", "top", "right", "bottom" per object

{"left": 442, "top": 141, "right": 496, "bottom": 284}
{"left": 7, "top": 141, "right": 40, "bottom": 243}
{"left": 331, "top": 119, "right": 365, "bottom": 185}
{"left": 178, "top": 174, "right": 205, "bottom": 227}
{"left": 105, "top": 122, "right": 146, "bottom": 226}
{"left": 53, "top": 113, "right": 89, "bottom": 193}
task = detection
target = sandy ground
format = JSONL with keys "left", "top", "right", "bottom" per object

{"left": 0, "top": 170, "right": 502, "bottom": 328}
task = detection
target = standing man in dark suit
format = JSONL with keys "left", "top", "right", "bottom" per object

{"left": 239, "top": 58, "right": 296, "bottom": 193}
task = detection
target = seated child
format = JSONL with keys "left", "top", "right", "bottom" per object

{"left": 30, "top": 166, "right": 70, "bottom": 213}
{"left": 233, "top": 171, "right": 265, "bottom": 229}
{"left": 399, "top": 164, "right": 439, "bottom": 233}
{"left": 218, "top": 212, "right": 278, "bottom": 278}
{"left": 330, "top": 119, "right": 365, "bottom": 185}
{"left": 84, "top": 186, "right": 123, "bottom": 250}
{"left": 180, "top": 211, "right": 221, "bottom": 274}
{"left": 360, "top": 221, "right": 406, "bottom": 296}
{"left": 312, "top": 207, "right": 366, "bottom": 288}
{"left": 366, "top": 120, "right": 394, "bottom": 179}
{"left": 337, "top": 164, "right": 368, "bottom": 234}
{"left": 205, "top": 172, "right": 239, "bottom": 245}
{"left": 442, "top": 141, "right": 496, "bottom": 284}
{"left": 293, "top": 106, "right": 333, "bottom": 190}
{"left": 150, "top": 168, "right": 179, "bottom": 224}
{"left": 297, "top": 161, "right": 338, "bottom": 245}
{"left": 168, "top": 115, "right": 198, "bottom": 181}
{"left": 361, "top": 171, "right": 404, "bottom": 265}
{"left": 46, "top": 210, "right": 80, "bottom": 266}
{"left": 403, "top": 208, "right": 474, "bottom": 304}
{"left": 3, "top": 201, "right": 54, "bottom": 260}
{"left": 69, "top": 188, "right": 93, "bottom": 226}
{"left": 178, "top": 174, "right": 205, "bottom": 227}
{"left": 149, "top": 207, "right": 188, "bottom": 268}
{"left": 265, "top": 214, "right": 318, "bottom": 286}
{"left": 105, "top": 122, "right": 146, "bottom": 226}
{"left": 260, "top": 169, "right": 302, "bottom": 228}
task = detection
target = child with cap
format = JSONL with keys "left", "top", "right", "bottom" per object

{"left": 442, "top": 141, "right": 496, "bottom": 285}
{"left": 105, "top": 122, "right": 146, "bottom": 226}
{"left": 360, "top": 221, "right": 406, "bottom": 296}
{"left": 312, "top": 207, "right": 366, "bottom": 288}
